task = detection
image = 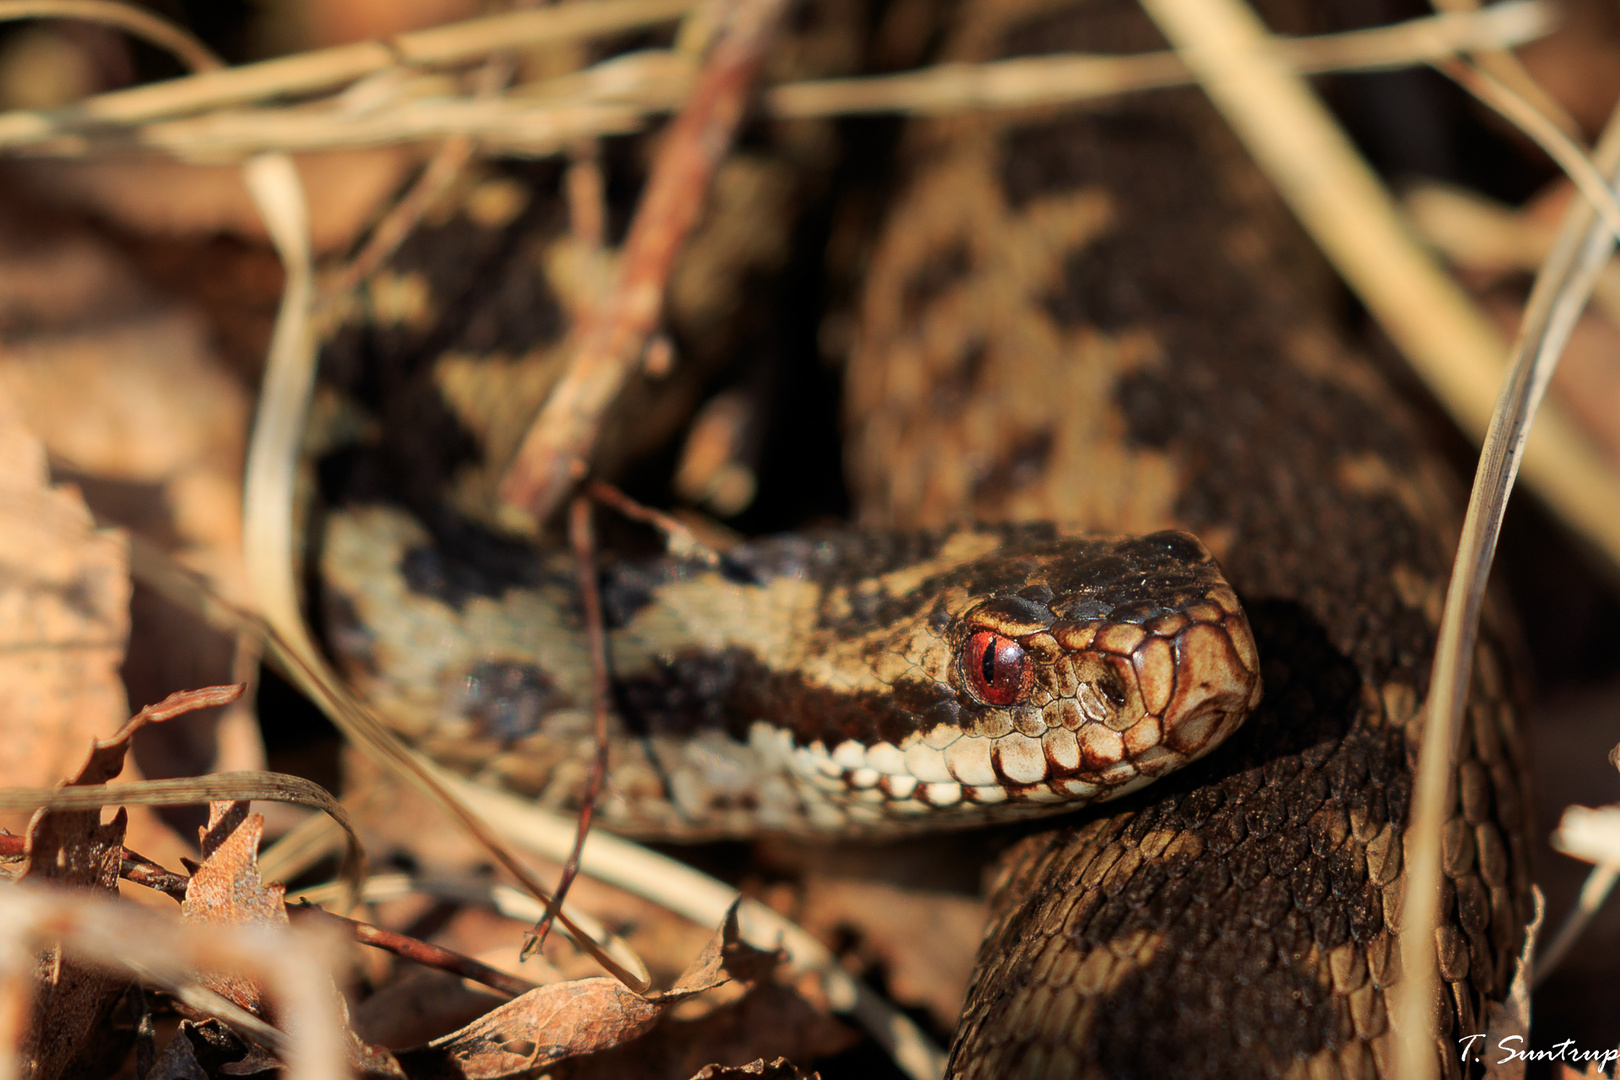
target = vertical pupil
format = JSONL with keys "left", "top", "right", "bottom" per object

{"left": 982, "top": 637, "right": 998, "bottom": 684}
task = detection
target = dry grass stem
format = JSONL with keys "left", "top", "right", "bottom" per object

{"left": 770, "top": 0, "right": 1549, "bottom": 116}
{"left": 92, "top": 98, "right": 643, "bottom": 161}
{"left": 519, "top": 495, "right": 615, "bottom": 960}
{"left": 1392, "top": 89, "right": 1620, "bottom": 1080}
{"left": 1440, "top": 58, "right": 1620, "bottom": 239}
{"left": 1532, "top": 862, "right": 1619, "bottom": 986}
{"left": 498, "top": 0, "right": 797, "bottom": 522}
{"left": 0, "top": 2, "right": 1550, "bottom": 160}
{"left": 1427, "top": 0, "right": 1580, "bottom": 139}
{"left": 287, "top": 872, "right": 645, "bottom": 985}
{"left": 0, "top": 0, "right": 697, "bottom": 147}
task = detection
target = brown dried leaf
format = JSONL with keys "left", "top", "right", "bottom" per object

{"left": 394, "top": 906, "right": 778, "bottom": 1080}
{"left": 551, "top": 983, "right": 852, "bottom": 1080}
{"left": 179, "top": 804, "right": 289, "bottom": 1020}
{"left": 0, "top": 208, "right": 260, "bottom": 832}
{"left": 17, "top": 663, "right": 137, "bottom": 1080}
{"left": 16, "top": 686, "right": 247, "bottom": 1080}
{"left": 0, "top": 391, "right": 130, "bottom": 836}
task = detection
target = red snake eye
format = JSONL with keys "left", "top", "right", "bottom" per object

{"left": 962, "top": 631, "right": 1032, "bottom": 707}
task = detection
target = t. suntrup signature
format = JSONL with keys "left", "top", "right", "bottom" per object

{"left": 1459, "top": 1034, "right": 1618, "bottom": 1068}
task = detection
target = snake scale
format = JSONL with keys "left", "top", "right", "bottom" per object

{"left": 311, "top": 0, "right": 1534, "bottom": 1075}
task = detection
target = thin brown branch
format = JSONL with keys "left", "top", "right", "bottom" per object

{"left": 521, "top": 496, "right": 612, "bottom": 960}
{"left": 766, "top": 0, "right": 1550, "bottom": 115}
{"left": 297, "top": 907, "right": 540, "bottom": 999}
{"left": 497, "top": 0, "right": 796, "bottom": 523}
{"left": 586, "top": 479, "right": 720, "bottom": 563}
{"left": 0, "top": 833, "right": 541, "bottom": 998}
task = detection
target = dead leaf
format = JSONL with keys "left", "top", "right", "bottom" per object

{"left": 0, "top": 199, "right": 264, "bottom": 841}
{"left": 393, "top": 906, "right": 779, "bottom": 1080}
{"left": 15, "top": 671, "right": 147, "bottom": 1080}
{"left": 551, "top": 983, "right": 852, "bottom": 1080}
{"left": 154, "top": 1019, "right": 280, "bottom": 1080}
{"left": 180, "top": 805, "right": 289, "bottom": 1021}
{"left": 0, "top": 391, "right": 130, "bottom": 834}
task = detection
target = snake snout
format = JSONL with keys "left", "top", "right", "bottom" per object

{"left": 1039, "top": 591, "right": 1263, "bottom": 802}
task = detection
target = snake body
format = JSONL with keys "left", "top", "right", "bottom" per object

{"left": 843, "top": 0, "right": 1534, "bottom": 1076}
{"left": 314, "top": 0, "right": 1533, "bottom": 1073}
{"left": 324, "top": 507, "right": 1259, "bottom": 836}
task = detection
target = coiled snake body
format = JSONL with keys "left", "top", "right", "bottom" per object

{"left": 315, "top": 0, "right": 1533, "bottom": 1074}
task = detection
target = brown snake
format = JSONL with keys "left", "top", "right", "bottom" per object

{"left": 844, "top": 0, "right": 1534, "bottom": 1076}
{"left": 313, "top": 0, "right": 1534, "bottom": 1074}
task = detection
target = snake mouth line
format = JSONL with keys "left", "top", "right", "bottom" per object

{"left": 784, "top": 575, "right": 1264, "bottom": 826}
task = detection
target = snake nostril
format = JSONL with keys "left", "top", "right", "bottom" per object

{"left": 1096, "top": 669, "right": 1128, "bottom": 708}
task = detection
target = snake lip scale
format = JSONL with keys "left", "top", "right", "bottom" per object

{"left": 323, "top": 507, "right": 1261, "bottom": 837}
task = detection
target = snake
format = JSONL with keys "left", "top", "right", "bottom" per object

{"left": 310, "top": 0, "right": 1534, "bottom": 1074}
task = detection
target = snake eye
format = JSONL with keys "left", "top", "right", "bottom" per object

{"left": 962, "top": 631, "right": 1033, "bottom": 707}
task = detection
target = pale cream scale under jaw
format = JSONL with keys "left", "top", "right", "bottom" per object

{"left": 773, "top": 588, "right": 1263, "bottom": 826}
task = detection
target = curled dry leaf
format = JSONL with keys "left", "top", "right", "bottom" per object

{"left": 18, "top": 713, "right": 130, "bottom": 1080}
{"left": 11, "top": 674, "right": 231, "bottom": 1080}
{"left": 393, "top": 905, "right": 779, "bottom": 1080}
{"left": 180, "top": 804, "right": 290, "bottom": 1021}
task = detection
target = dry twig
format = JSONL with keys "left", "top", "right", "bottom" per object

{"left": 497, "top": 0, "right": 798, "bottom": 522}
{"left": 521, "top": 496, "right": 613, "bottom": 960}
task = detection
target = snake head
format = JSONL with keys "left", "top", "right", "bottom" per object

{"left": 785, "top": 528, "right": 1262, "bottom": 826}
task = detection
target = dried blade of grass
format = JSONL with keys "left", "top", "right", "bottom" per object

{"left": 1135, "top": 0, "right": 1620, "bottom": 574}
{"left": 0, "top": 0, "right": 697, "bottom": 148}
{"left": 0, "top": 4, "right": 1553, "bottom": 159}
{"left": 1392, "top": 93, "right": 1620, "bottom": 1080}
{"left": 0, "top": 771, "right": 363, "bottom": 894}
{"left": 1530, "top": 862, "right": 1618, "bottom": 987}
{"left": 1427, "top": 0, "right": 1579, "bottom": 140}
{"left": 498, "top": 0, "right": 796, "bottom": 522}
{"left": 443, "top": 775, "right": 949, "bottom": 1080}
{"left": 0, "top": 883, "right": 347, "bottom": 1080}
{"left": 0, "top": 0, "right": 222, "bottom": 73}
{"left": 1438, "top": 58, "right": 1620, "bottom": 238}
{"left": 1537, "top": 805, "right": 1620, "bottom": 985}
{"left": 104, "top": 97, "right": 643, "bottom": 162}
{"left": 238, "top": 152, "right": 650, "bottom": 992}
{"left": 287, "top": 872, "right": 646, "bottom": 984}
{"left": 769, "top": 0, "right": 1551, "bottom": 116}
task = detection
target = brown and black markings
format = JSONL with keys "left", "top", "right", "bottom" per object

{"left": 843, "top": 0, "right": 1532, "bottom": 1074}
